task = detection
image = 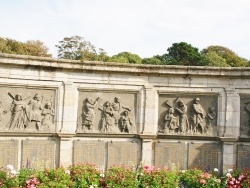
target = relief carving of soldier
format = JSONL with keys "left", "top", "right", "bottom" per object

{"left": 120, "top": 110, "right": 133, "bottom": 133}
{"left": 191, "top": 97, "right": 205, "bottom": 134}
{"left": 82, "top": 97, "right": 99, "bottom": 131}
{"left": 41, "top": 102, "right": 54, "bottom": 131}
{"left": 205, "top": 106, "right": 216, "bottom": 134}
{"left": 27, "top": 94, "right": 43, "bottom": 130}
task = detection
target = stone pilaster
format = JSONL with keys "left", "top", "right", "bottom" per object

{"left": 139, "top": 134, "right": 156, "bottom": 166}
{"left": 220, "top": 137, "right": 237, "bottom": 172}
{"left": 57, "top": 133, "right": 75, "bottom": 167}
{"left": 143, "top": 84, "right": 158, "bottom": 134}
{"left": 60, "top": 82, "right": 78, "bottom": 133}
{"left": 224, "top": 88, "right": 240, "bottom": 137}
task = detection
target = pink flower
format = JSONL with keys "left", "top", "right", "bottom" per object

{"left": 203, "top": 172, "right": 210, "bottom": 179}
{"left": 226, "top": 173, "right": 232, "bottom": 178}
{"left": 216, "top": 179, "right": 221, "bottom": 183}
{"left": 200, "top": 179, "right": 206, "bottom": 184}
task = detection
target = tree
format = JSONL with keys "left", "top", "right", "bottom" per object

{"left": 161, "top": 42, "right": 205, "bottom": 66}
{"left": 109, "top": 52, "right": 142, "bottom": 64}
{"left": 24, "top": 40, "right": 51, "bottom": 57}
{"left": 202, "top": 51, "right": 229, "bottom": 67}
{"left": 56, "top": 35, "right": 99, "bottom": 60}
{"left": 201, "top": 46, "right": 248, "bottom": 67}
{"left": 0, "top": 37, "right": 51, "bottom": 57}
{"left": 142, "top": 56, "right": 163, "bottom": 65}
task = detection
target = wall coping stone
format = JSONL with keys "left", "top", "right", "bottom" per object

{"left": 1, "top": 53, "right": 250, "bottom": 77}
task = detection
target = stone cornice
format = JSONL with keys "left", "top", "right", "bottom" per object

{"left": 0, "top": 53, "right": 250, "bottom": 77}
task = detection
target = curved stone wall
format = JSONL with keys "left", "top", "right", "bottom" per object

{"left": 0, "top": 53, "right": 250, "bottom": 172}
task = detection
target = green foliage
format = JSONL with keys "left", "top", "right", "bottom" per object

{"left": 2, "top": 164, "right": 250, "bottom": 187}
{"left": 105, "top": 165, "right": 140, "bottom": 188}
{"left": 17, "top": 168, "right": 35, "bottom": 186}
{"left": 0, "top": 37, "right": 51, "bottom": 57}
{"left": 161, "top": 42, "right": 206, "bottom": 66}
{"left": 109, "top": 52, "right": 142, "bottom": 64}
{"left": 202, "top": 51, "right": 229, "bottom": 67}
{"left": 0, "top": 168, "right": 18, "bottom": 187}
{"left": 138, "top": 166, "right": 180, "bottom": 188}
{"left": 202, "top": 45, "right": 248, "bottom": 67}
{"left": 35, "top": 167, "right": 73, "bottom": 187}
{"left": 68, "top": 163, "right": 100, "bottom": 188}
{"left": 142, "top": 56, "right": 163, "bottom": 65}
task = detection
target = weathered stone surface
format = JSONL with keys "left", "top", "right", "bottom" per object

{"left": 158, "top": 94, "right": 218, "bottom": 136}
{"left": 188, "top": 142, "right": 221, "bottom": 170}
{"left": 237, "top": 144, "right": 250, "bottom": 169}
{"left": 0, "top": 140, "right": 18, "bottom": 169}
{"left": 107, "top": 141, "right": 138, "bottom": 168}
{"left": 154, "top": 142, "right": 185, "bottom": 169}
{"left": 22, "top": 140, "right": 56, "bottom": 168}
{"left": 77, "top": 91, "right": 136, "bottom": 134}
{"left": 0, "top": 87, "right": 55, "bottom": 132}
{"left": 73, "top": 140, "right": 105, "bottom": 168}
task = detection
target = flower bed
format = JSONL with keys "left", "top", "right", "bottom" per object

{"left": 0, "top": 164, "right": 249, "bottom": 187}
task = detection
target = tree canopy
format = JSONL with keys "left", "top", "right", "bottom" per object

{"left": 1, "top": 35, "right": 250, "bottom": 67}
{"left": 201, "top": 45, "right": 248, "bottom": 67}
{"left": 0, "top": 37, "right": 51, "bottom": 57}
{"left": 109, "top": 52, "right": 142, "bottom": 64}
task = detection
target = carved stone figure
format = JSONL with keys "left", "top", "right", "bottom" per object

{"left": 191, "top": 97, "right": 205, "bottom": 134}
{"left": 162, "top": 107, "right": 178, "bottom": 133}
{"left": 100, "top": 101, "right": 115, "bottom": 132}
{"left": 120, "top": 110, "right": 133, "bottom": 133}
{"left": 112, "top": 97, "right": 131, "bottom": 126}
{"left": 6, "top": 93, "right": 30, "bottom": 130}
{"left": 28, "top": 94, "right": 43, "bottom": 130}
{"left": 205, "top": 106, "right": 216, "bottom": 134}
{"left": 82, "top": 97, "right": 99, "bottom": 131}
{"left": 175, "top": 100, "right": 189, "bottom": 134}
{"left": 41, "top": 102, "right": 54, "bottom": 131}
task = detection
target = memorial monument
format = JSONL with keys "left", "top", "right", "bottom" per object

{"left": 0, "top": 53, "right": 249, "bottom": 172}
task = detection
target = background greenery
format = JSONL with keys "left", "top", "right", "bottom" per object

{"left": 0, "top": 35, "right": 249, "bottom": 67}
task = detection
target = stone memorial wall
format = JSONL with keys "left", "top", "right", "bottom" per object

{"left": 0, "top": 53, "right": 250, "bottom": 172}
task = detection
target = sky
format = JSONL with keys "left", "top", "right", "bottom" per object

{"left": 1, "top": 0, "right": 250, "bottom": 59}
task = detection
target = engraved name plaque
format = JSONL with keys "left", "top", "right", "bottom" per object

{"left": 237, "top": 144, "right": 250, "bottom": 169}
{"left": 73, "top": 140, "right": 105, "bottom": 168}
{"left": 107, "top": 141, "right": 138, "bottom": 168}
{"left": 155, "top": 142, "right": 185, "bottom": 169}
{"left": 22, "top": 140, "right": 55, "bottom": 168}
{"left": 188, "top": 143, "right": 221, "bottom": 170}
{"left": 0, "top": 140, "right": 18, "bottom": 169}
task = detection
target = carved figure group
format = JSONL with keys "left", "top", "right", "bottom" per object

{"left": 80, "top": 97, "right": 134, "bottom": 133}
{"left": 3, "top": 93, "right": 54, "bottom": 131}
{"left": 161, "top": 97, "right": 216, "bottom": 135}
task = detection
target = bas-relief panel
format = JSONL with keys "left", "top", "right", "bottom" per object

{"left": 77, "top": 91, "right": 137, "bottom": 134}
{"left": 0, "top": 86, "right": 56, "bottom": 132}
{"left": 158, "top": 94, "right": 218, "bottom": 136}
{"left": 240, "top": 95, "right": 250, "bottom": 137}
